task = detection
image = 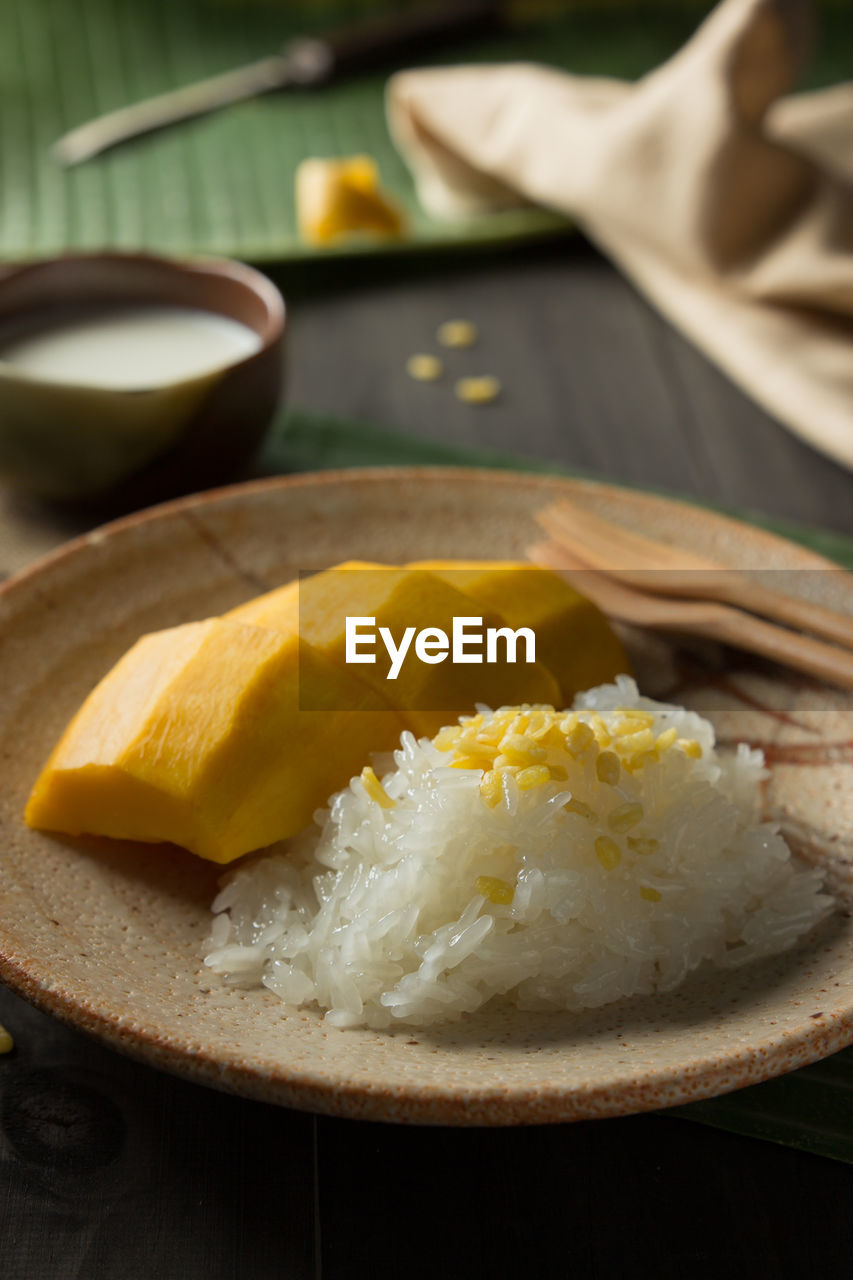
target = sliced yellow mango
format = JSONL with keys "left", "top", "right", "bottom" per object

{"left": 27, "top": 559, "right": 628, "bottom": 865}
{"left": 295, "top": 155, "right": 405, "bottom": 246}
{"left": 408, "top": 561, "right": 629, "bottom": 700}
{"left": 227, "top": 562, "right": 562, "bottom": 737}
{"left": 26, "top": 618, "right": 406, "bottom": 864}
{"left": 224, "top": 577, "right": 299, "bottom": 631}
{"left": 221, "top": 560, "right": 376, "bottom": 631}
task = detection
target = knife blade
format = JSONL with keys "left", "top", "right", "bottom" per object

{"left": 53, "top": 0, "right": 501, "bottom": 167}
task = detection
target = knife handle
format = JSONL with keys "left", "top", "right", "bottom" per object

{"left": 286, "top": 0, "right": 502, "bottom": 83}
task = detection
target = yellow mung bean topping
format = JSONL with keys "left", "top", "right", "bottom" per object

{"left": 616, "top": 728, "right": 655, "bottom": 756}
{"left": 360, "top": 766, "right": 395, "bottom": 809}
{"left": 614, "top": 707, "right": 656, "bottom": 726}
{"left": 500, "top": 734, "right": 546, "bottom": 765}
{"left": 525, "top": 709, "right": 549, "bottom": 737}
{"left": 564, "top": 797, "right": 595, "bottom": 820}
{"left": 452, "top": 755, "right": 490, "bottom": 771}
{"left": 628, "top": 836, "right": 660, "bottom": 856}
{"left": 595, "top": 835, "right": 622, "bottom": 870}
{"left": 479, "top": 770, "right": 503, "bottom": 808}
{"left": 566, "top": 721, "right": 595, "bottom": 756}
{"left": 516, "top": 765, "right": 552, "bottom": 791}
{"left": 426, "top": 706, "right": 699, "bottom": 837}
{"left": 545, "top": 723, "right": 569, "bottom": 749}
{"left": 608, "top": 801, "right": 644, "bottom": 833}
{"left": 433, "top": 725, "right": 462, "bottom": 751}
{"left": 456, "top": 740, "right": 497, "bottom": 763}
{"left": 596, "top": 751, "right": 622, "bottom": 786}
{"left": 640, "top": 886, "right": 662, "bottom": 902}
{"left": 624, "top": 750, "right": 658, "bottom": 774}
{"left": 476, "top": 875, "right": 515, "bottom": 905}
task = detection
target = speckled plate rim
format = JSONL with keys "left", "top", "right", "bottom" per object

{"left": 4, "top": 464, "right": 849, "bottom": 592}
{"left": 0, "top": 942, "right": 849, "bottom": 1127}
{"left": 1, "top": 466, "right": 852, "bottom": 1127}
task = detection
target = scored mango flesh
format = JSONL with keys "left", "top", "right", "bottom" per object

{"left": 26, "top": 618, "right": 407, "bottom": 864}
{"left": 227, "top": 561, "right": 562, "bottom": 738}
{"left": 26, "top": 561, "right": 628, "bottom": 863}
{"left": 409, "top": 562, "right": 628, "bottom": 701}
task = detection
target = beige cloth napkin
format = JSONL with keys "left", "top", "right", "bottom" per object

{"left": 387, "top": 0, "right": 853, "bottom": 471}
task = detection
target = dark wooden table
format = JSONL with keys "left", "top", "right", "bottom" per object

{"left": 2, "top": 237, "right": 851, "bottom": 1279}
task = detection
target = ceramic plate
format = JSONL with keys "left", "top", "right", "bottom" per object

{"left": 1, "top": 468, "right": 852, "bottom": 1125}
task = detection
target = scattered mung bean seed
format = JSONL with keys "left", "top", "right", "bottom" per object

{"left": 437, "top": 319, "right": 478, "bottom": 348}
{"left": 406, "top": 353, "right": 443, "bottom": 381}
{"left": 455, "top": 375, "right": 501, "bottom": 405}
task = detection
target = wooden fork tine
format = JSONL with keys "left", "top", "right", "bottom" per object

{"left": 537, "top": 501, "right": 853, "bottom": 651}
{"left": 537, "top": 501, "right": 714, "bottom": 572}
{"left": 529, "top": 539, "right": 853, "bottom": 692}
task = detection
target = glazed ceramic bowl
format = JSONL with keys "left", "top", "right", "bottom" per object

{"left": 0, "top": 253, "right": 285, "bottom": 503}
{"left": 0, "top": 468, "right": 851, "bottom": 1125}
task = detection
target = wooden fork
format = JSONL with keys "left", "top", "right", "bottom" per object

{"left": 537, "top": 500, "right": 853, "bottom": 650}
{"left": 530, "top": 539, "right": 853, "bottom": 692}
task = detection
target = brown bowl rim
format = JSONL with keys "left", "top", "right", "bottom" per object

{"left": 0, "top": 248, "right": 286, "bottom": 369}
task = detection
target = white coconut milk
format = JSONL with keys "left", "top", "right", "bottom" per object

{"left": 0, "top": 306, "right": 262, "bottom": 389}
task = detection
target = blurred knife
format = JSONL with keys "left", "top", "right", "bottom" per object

{"left": 54, "top": 0, "right": 501, "bottom": 166}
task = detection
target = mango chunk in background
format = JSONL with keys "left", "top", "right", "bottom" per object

{"left": 26, "top": 618, "right": 406, "bottom": 864}
{"left": 409, "top": 561, "right": 629, "bottom": 701}
{"left": 295, "top": 156, "right": 405, "bottom": 246}
{"left": 228, "top": 562, "right": 562, "bottom": 738}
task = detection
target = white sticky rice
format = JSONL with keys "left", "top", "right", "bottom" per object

{"left": 204, "top": 677, "right": 832, "bottom": 1028}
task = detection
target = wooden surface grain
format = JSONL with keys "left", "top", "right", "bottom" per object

{"left": 280, "top": 239, "right": 853, "bottom": 536}
{"left": 1, "top": 238, "right": 852, "bottom": 1278}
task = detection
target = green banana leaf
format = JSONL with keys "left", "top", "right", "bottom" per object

{"left": 262, "top": 407, "right": 853, "bottom": 571}
{"left": 2, "top": 0, "right": 850, "bottom": 263}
